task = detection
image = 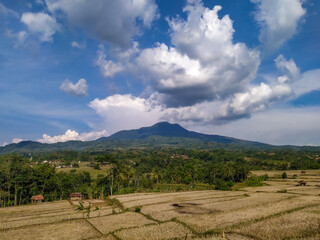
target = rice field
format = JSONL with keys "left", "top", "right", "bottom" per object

{"left": 0, "top": 170, "right": 319, "bottom": 239}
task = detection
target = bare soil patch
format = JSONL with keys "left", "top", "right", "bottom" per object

{"left": 172, "top": 202, "right": 220, "bottom": 215}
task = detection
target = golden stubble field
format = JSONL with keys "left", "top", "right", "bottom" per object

{"left": 0, "top": 170, "right": 320, "bottom": 240}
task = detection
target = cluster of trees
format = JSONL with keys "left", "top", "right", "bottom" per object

{"left": 0, "top": 155, "right": 91, "bottom": 207}
{"left": 0, "top": 149, "right": 250, "bottom": 207}
{"left": 245, "top": 150, "right": 320, "bottom": 170}
{"left": 0, "top": 148, "right": 319, "bottom": 207}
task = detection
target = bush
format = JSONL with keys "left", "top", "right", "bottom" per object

{"left": 73, "top": 163, "right": 79, "bottom": 168}
{"left": 117, "top": 187, "right": 135, "bottom": 195}
{"left": 94, "top": 164, "right": 101, "bottom": 170}
{"left": 282, "top": 172, "right": 287, "bottom": 179}
{"left": 134, "top": 207, "right": 141, "bottom": 212}
{"left": 245, "top": 176, "right": 266, "bottom": 187}
{"left": 214, "top": 179, "right": 233, "bottom": 190}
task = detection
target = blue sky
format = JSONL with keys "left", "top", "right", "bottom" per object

{"left": 0, "top": 0, "right": 319, "bottom": 146}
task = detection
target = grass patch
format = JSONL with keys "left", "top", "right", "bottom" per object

{"left": 106, "top": 198, "right": 125, "bottom": 212}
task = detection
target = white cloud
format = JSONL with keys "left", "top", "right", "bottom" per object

{"left": 252, "top": 0, "right": 305, "bottom": 51}
{"left": 113, "top": 41, "right": 140, "bottom": 60}
{"left": 89, "top": 94, "right": 162, "bottom": 134}
{"left": 0, "top": 3, "right": 19, "bottom": 18}
{"left": 38, "top": 129, "right": 109, "bottom": 143}
{"left": 60, "top": 78, "right": 88, "bottom": 97}
{"left": 71, "top": 41, "right": 85, "bottom": 49}
{"left": 189, "top": 106, "right": 320, "bottom": 146}
{"left": 35, "top": 0, "right": 44, "bottom": 5}
{"left": 45, "top": 0, "right": 158, "bottom": 48}
{"left": 21, "top": 12, "right": 60, "bottom": 42}
{"left": 12, "top": 138, "right": 24, "bottom": 144}
{"left": 217, "top": 83, "right": 292, "bottom": 121}
{"left": 211, "top": 55, "right": 301, "bottom": 121}
{"left": 136, "top": 1, "right": 260, "bottom": 107}
{"left": 96, "top": 46, "right": 123, "bottom": 78}
{"left": 88, "top": 92, "right": 320, "bottom": 146}
{"left": 275, "top": 54, "right": 300, "bottom": 83}
{"left": 6, "top": 30, "right": 27, "bottom": 47}
{"left": 293, "top": 69, "right": 320, "bottom": 96}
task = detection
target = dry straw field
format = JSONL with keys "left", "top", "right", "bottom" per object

{"left": 1, "top": 170, "right": 320, "bottom": 240}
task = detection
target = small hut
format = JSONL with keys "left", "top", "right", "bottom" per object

{"left": 298, "top": 180, "right": 307, "bottom": 186}
{"left": 31, "top": 195, "right": 44, "bottom": 203}
{"left": 69, "top": 192, "right": 83, "bottom": 200}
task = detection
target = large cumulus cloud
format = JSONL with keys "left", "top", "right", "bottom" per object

{"left": 90, "top": 0, "right": 309, "bottom": 131}
{"left": 135, "top": 1, "right": 260, "bottom": 107}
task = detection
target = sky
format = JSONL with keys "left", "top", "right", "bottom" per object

{"left": 0, "top": 0, "right": 319, "bottom": 146}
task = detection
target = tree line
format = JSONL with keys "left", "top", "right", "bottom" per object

{"left": 0, "top": 148, "right": 319, "bottom": 207}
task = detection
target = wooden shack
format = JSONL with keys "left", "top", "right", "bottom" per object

{"left": 31, "top": 195, "right": 44, "bottom": 203}
{"left": 69, "top": 192, "right": 83, "bottom": 200}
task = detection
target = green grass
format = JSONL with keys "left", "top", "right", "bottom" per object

{"left": 56, "top": 162, "right": 111, "bottom": 179}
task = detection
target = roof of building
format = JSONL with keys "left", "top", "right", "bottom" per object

{"left": 70, "top": 192, "right": 83, "bottom": 197}
{"left": 31, "top": 195, "right": 44, "bottom": 200}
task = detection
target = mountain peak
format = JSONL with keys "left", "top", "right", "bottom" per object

{"left": 106, "top": 121, "right": 189, "bottom": 140}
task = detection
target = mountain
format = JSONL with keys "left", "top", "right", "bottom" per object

{"left": 102, "top": 122, "right": 257, "bottom": 145}
{"left": 0, "top": 122, "right": 318, "bottom": 154}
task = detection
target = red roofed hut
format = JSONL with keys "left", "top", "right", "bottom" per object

{"left": 31, "top": 195, "right": 44, "bottom": 203}
{"left": 69, "top": 192, "right": 83, "bottom": 201}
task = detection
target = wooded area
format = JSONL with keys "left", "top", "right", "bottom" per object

{"left": 0, "top": 148, "right": 319, "bottom": 207}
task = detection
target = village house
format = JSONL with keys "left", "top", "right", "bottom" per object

{"left": 31, "top": 195, "right": 44, "bottom": 203}
{"left": 69, "top": 193, "right": 83, "bottom": 200}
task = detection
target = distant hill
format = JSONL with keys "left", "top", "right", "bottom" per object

{"left": 0, "top": 122, "right": 318, "bottom": 154}
{"left": 102, "top": 122, "right": 261, "bottom": 145}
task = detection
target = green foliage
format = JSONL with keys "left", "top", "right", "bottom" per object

{"left": 1, "top": 147, "right": 319, "bottom": 208}
{"left": 245, "top": 175, "right": 267, "bottom": 187}
{"left": 73, "top": 163, "right": 79, "bottom": 168}
{"left": 213, "top": 179, "right": 233, "bottom": 190}
{"left": 282, "top": 172, "right": 287, "bottom": 179}
{"left": 74, "top": 201, "right": 98, "bottom": 218}
{"left": 93, "top": 164, "right": 100, "bottom": 170}
{"left": 134, "top": 207, "right": 141, "bottom": 212}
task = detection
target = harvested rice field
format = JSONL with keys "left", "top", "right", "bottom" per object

{"left": 0, "top": 170, "right": 319, "bottom": 239}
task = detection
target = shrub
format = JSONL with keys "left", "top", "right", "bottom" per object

{"left": 94, "top": 164, "right": 101, "bottom": 170}
{"left": 73, "top": 163, "right": 79, "bottom": 168}
{"left": 214, "top": 179, "right": 233, "bottom": 190}
{"left": 282, "top": 172, "right": 287, "bottom": 179}
{"left": 134, "top": 207, "right": 141, "bottom": 213}
{"left": 245, "top": 176, "right": 266, "bottom": 187}
{"left": 117, "top": 187, "right": 135, "bottom": 195}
